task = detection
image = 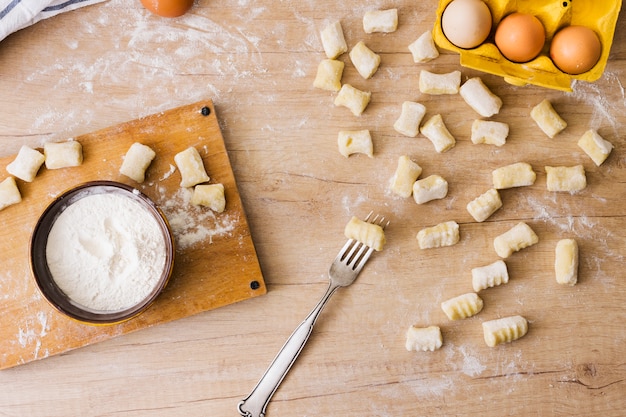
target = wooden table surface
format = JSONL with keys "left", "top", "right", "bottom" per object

{"left": 1, "top": 1, "right": 624, "bottom": 415}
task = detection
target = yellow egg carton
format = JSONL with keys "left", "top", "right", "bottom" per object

{"left": 432, "top": 0, "right": 622, "bottom": 91}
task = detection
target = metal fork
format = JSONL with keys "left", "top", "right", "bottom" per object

{"left": 238, "top": 212, "right": 388, "bottom": 417}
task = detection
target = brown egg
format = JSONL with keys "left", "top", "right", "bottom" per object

{"left": 495, "top": 13, "right": 545, "bottom": 63}
{"left": 550, "top": 26, "right": 602, "bottom": 75}
{"left": 140, "top": 0, "right": 194, "bottom": 18}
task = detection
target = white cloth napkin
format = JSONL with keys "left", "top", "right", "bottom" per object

{"left": 0, "top": 0, "right": 105, "bottom": 42}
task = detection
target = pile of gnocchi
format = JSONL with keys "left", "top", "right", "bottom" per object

{"left": 0, "top": 139, "right": 226, "bottom": 215}
{"left": 313, "top": 9, "right": 615, "bottom": 350}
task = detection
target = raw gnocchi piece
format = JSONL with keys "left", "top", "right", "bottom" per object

{"left": 555, "top": 238, "right": 578, "bottom": 286}
{"left": 417, "top": 221, "right": 459, "bottom": 249}
{"left": 459, "top": 77, "right": 502, "bottom": 117}
{"left": 334, "top": 84, "right": 371, "bottom": 116}
{"left": 393, "top": 101, "right": 426, "bottom": 137}
{"left": 577, "top": 130, "right": 613, "bottom": 166}
{"left": 492, "top": 162, "right": 536, "bottom": 189}
{"left": 337, "top": 130, "right": 373, "bottom": 158}
{"left": 466, "top": 188, "right": 502, "bottom": 222}
{"left": 6, "top": 145, "right": 45, "bottom": 182}
{"left": 493, "top": 222, "right": 538, "bottom": 259}
{"left": 390, "top": 155, "right": 422, "bottom": 198}
{"left": 420, "top": 114, "right": 456, "bottom": 153}
{"left": 191, "top": 183, "right": 226, "bottom": 213}
{"left": 174, "top": 146, "right": 210, "bottom": 188}
{"left": 545, "top": 165, "right": 586, "bottom": 193}
{"left": 344, "top": 215, "right": 385, "bottom": 251}
{"left": 313, "top": 59, "right": 344, "bottom": 92}
{"left": 120, "top": 142, "right": 157, "bottom": 183}
{"left": 472, "top": 259, "right": 509, "bottom": 292}
{"left": 405, "top": 325, "right": 442, "bottom": 352}
{"left": 363, "top": 9, "right": 398, "bottom": 33}
{"left": 419, "top": 70, "right": 461, "bottom": 95}
{"left": 530, "top": 99, "right": 567, "bottom": 138}
{"left": 408, "top": 30, "right": 439, "bottom": 63}
{"left": 44, "top": 140, "right": 83, "bottom": 169}
{"left": 482, "top": 315, "right": 528, "bottom": 347}
{"left": 320, "top": 21, "right": 347, "bottom": 59}
{"left": 349, "top": 41, "right": 381, "bottom": 79}
{"left": 0, "top": 177, "right": 21, "bottom": 211}
{"left": 441, "top": 292, "right": 483, "bottom": 320}
{"left": 470, "top": 120, "right": 509, "bottom": 147}
{"left": 412, "top": 175, "right": 448, "bottom": 204}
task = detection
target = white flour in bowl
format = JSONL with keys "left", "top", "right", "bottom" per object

{"left": 45, "top": 192, "right": 167, "bottom": 311}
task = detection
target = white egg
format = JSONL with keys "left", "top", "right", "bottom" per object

{"left": 441, "top": 0, "right": 492, "bottom": 49}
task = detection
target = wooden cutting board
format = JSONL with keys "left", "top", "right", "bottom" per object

{"left": 0, "top": 100, "right": 266, "bottom": 370}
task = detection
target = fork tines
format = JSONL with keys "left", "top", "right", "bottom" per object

{"left": 342, "top": 212, "right": 388, "bottom": 270}
{"left": 364, "top": 211, "right": 390, "bottom": 229}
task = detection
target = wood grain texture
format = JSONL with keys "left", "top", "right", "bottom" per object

{"left": 0, "top": 0, "right": 624, "bottom": 416}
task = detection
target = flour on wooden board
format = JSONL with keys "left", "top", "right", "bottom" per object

{"left": 16, "top": 311, "right": 51, "bottom": 361}
{"left": 156, "top": 186, "right": 237, "bottom": 250}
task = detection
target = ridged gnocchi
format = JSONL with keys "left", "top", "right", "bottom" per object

{"left": 417, "top": 221, "right": 459, "bottom": 249}
{"left": 466, "top": 188, "right": 502, "bottom": 222}
{"left": 482, "top": 315, "right": 528, "bottom": 347}
{"left": 493, "top": 222, "right": 538, "bottom": 258}
{"left": 472, "top": 260, "right": 509, "bottom": 292}
{"left": 441, "top": 292, "right": 484, "bottom": 320}
{"left": 344, "top": 216, "right": 386, "bottom": 251}
{"left": 405, "top": 325, "right": 443, "bottom": 352}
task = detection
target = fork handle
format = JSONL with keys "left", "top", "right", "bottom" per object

{"left": 238, "top": 282, "right": 339, "bottom": 417}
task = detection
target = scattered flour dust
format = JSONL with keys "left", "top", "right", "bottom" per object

{"left": 16, "top": 311, "right": 51, "bottom": 361}
{"left": 157, "top": 187, "right": 237, "bottom": 250}
{"left": 456, "top": 344, "right": 487, "bottom": 377}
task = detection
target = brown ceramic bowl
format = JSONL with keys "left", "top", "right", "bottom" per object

{"left": 30, "top": 181, "right": 175, "bottom": 325}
